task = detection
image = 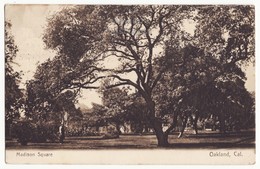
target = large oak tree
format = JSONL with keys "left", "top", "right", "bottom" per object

{"left": 41, "top": 5, "right": 254, "bottom": 147}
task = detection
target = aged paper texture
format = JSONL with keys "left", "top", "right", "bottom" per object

{"left": 4, "top": 4, "right": 255, "bottom": 164}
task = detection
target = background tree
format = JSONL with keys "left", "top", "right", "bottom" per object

{"left": 25, "top": 59, "right": 78, "bottom": 123}
{"left": 125, "top": 94, "right": 151, "bottom": 134}
{"left": 86, "top": 103, "right": 108, "bottom": 132}
{"left": 5, "top": 21, "right": 24, "bottom": 137}
{"left": 191, "top": 5, "right": 255, "bottom": 133}
{"left": 154, "top": 41, "right": 254, "bottom": 137}
{"left": 28, "top": 6, "right": 110, "bottom": 125}
{"left": 152, "top": 6, "right": 254, "bottom": 137}
{"left": 43, "top": 6, "right": 108, "bottom": 90}
{"left": 101, "top": 87, "right": 130, "bottom": 134}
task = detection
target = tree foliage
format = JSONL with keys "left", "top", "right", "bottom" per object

{"left": 152, "top": 5, "right": 255, "bottom": 135}
{"left": 25, "top": 59, "right": 79, "bottom": 122}
{"left": 39, "top": 5, "right": 255, "bottom": 146}
{"left": 5, "top": 21, "right": 23, "bottom": 128}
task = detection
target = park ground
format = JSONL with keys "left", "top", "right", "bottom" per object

{"left": 5, "top": 129, "right": 255, "bottom": 150}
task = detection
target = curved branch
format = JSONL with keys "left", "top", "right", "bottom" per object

{"left": 106, "top": 82, "right": 130, "bottom": 89}
{"left": 107, "top": 74, "right": 141, "bottom": 90}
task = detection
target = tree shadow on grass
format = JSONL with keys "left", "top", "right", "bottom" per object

{"left": 168, "top": 142, "right": 255, "bottom": 149}
{"left": 168, "top": 137, "right": 255, "bottom": 149}
{"left": 183, "top": 130, "right": 255, "bottom": 139}
{"left": 93, "top": 144, "right": 154, "bottom": 149}
{"left": 6, "top": 130, "right": 255, "bottom": 149}
{"left": 65, "top": 136, "right": 119, "bottom": 141}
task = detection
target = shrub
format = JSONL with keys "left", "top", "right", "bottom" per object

{"left": 31, "top": 122, "right": 59, "bottom": 143}
{"left": 12, "top": 120, "right": 33, "bottom": 145}
{"left": 12, "top": 119, "right": 59, "bottom": 145}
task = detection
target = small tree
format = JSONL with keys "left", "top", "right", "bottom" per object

{"left": 98, "top": 79, "right": 133, "bottom": 134}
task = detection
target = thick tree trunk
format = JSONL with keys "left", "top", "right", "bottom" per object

{"left": 219, "top": 112, "right": 226, "bottom": 134}
{"left": 164, "top": 112, "right": 178, "bottom": 142}
{"left": 178, "top": 116, "right": 188, "bottom": 138}
{"left": 95, "top": 126, "right": 99, "bottom": 132}
{"left": 211, "top": 115, "right": 217, "bottom": 131}
{"left": 116, "top": 123, "right": 121, "bottom": 134}
{"left": 144, "top": 125, "right": 149, "bottom": 133}
{"left": 152, "top": 119, "right": 169, "bottom": 147}
{"left": 146, "top": 99, "right": 169, "bottom": 147}
{"left": 193, "top": 114, "right": 199, "bottom": 135}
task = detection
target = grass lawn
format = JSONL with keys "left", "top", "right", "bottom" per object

{"left": 5, "top": 129, "right": 255, "bottom": 149}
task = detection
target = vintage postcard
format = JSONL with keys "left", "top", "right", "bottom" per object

{"left": 4, "top": 4, "right": 255, "bottom": 164}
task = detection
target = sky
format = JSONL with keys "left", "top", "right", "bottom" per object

{"left": 5, "top": 5, "right": 255, "bottom": 108}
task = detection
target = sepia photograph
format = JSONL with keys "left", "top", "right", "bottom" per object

{"left": 4, "top": 2, "right": 256, "bottom": 165}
